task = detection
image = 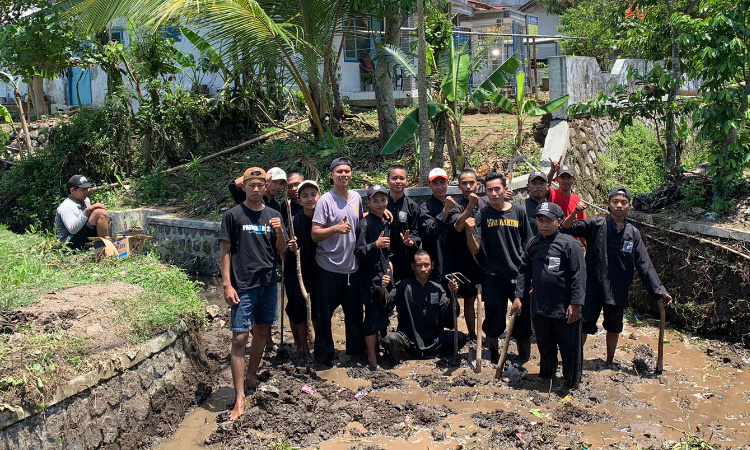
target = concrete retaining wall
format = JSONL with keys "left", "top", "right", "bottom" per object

{"left": 0, "top": 331, "right": 192, "bottom": 450}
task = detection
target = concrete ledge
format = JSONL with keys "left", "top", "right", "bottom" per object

{"left": 108, "top": 208, "right": 169, "bottom": 235}
{"left": 149, "top": 215, "right": 221, "bottom": 232}
{"left": 0, "top": 329, "right": 181, "bottom": 430}
{"left": 630, "top": 211, "right": 750, "bottom": 243}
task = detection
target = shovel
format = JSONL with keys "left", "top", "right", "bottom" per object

{"left": 656, "top": 298, "right": 666, "bottom": 374}
{"left": 444, "top": 272, "right": 471, "bottom": 358}
{"left": 494, "top": 313, "right": 518, "bottom": 380}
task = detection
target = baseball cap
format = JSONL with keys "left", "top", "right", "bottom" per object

{"left": 535, "top": 201, "right": 564, "bottom": 219}
{"left": 608, "top": 186, "right": 631, "bottom": 201}
{"left": 267, "top": 167, "right": 287, "bottom": 181}
{"left": 527, "top": 171, "right": 547, "bottom": 182}
{"left": 297, "top": 180, "right": 319, "bottom": 193}
{"left": 243, "top": 167, "right": 268, "bottom": 182}
{"left": 557, "top": 164, "right": 575, "bottom": 177}
{"left": 428, "top": 168, "right": 448, "bottom": 181}
{"left": 367, "top": 184, "right": 388, "bottom": 198}
{"left": 67, "top": 175, "right": 92, "bottom": 189}
{"left": 330, "top": 157, "right": 353, "bottom": 172}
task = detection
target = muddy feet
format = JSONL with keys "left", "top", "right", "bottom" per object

{"left": 229, "top": 396, "right": 245, "bottom": 421}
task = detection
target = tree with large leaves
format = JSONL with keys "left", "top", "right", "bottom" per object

{"left": 66, "top": 0, "right": 354, "bottom": 140}
{"left": 380, "top": 44, "right": 520, "bottom": 177}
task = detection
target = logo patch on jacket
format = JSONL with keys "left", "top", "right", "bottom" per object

{"left": 548, "top": 256, "right": 561, "bottom": 270}
{"left": 430, "top": 292, "right": 439, "bottom": 304}
{"left": 622, "top": 241, "right": 634, "bottom": 253}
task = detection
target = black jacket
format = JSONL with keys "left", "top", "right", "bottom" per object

{"left": 418, "top": 195, "right": 454, "bottom": 282}
{"left": 384, "top": 279, "right": 457, "bottom": 351}
{"left": 447, "top": 195, "right": 488, "bottom": 283}
{"left": 355, "top": 214, "right": 390, "bottom": 307}
{"left": 284, "top": 212, "right": 317, "bottom": 292}
{"left": 515, "top": 231, "right": 586, "bottom": 319}
{"left": 563, "top": 216, "right": 667, "bottom": 306}
{"left": 386, "top": 195, "right": 421, "bottom": 281}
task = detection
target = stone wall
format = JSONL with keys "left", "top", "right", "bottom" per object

{"left": 109, "top": 188, "right": 465, "bottom": 277}
{"left": 0, "top": 332, "right": 196, "bottom": 450}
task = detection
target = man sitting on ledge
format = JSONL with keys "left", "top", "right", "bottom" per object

{"left": 380, "top": 250, "right": 466, "bottom": 362}
{"left": 55, "top": 175, "right": 109, "bottom": 250}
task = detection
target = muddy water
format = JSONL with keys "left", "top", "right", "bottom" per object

{"left": 154, "top": 278, "right": 750, "bottom": 449}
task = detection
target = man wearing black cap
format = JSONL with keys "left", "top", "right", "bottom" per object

{"left": 311, "top": 157, "right": 365, "bottom": 366}
{"left": 354, "top": 184, "right": 392, "bottom": 370}
{"left": 515, "top": 201, "right": 586, "bottom": 389}
{"left": 562, "top": 187, "right": 672, "bottom": 368}
{"left": 524, "top": 171, "right": 550, "bottom": 236}
{"left": 55, "top": 175, "right": 109, "bottom": 250}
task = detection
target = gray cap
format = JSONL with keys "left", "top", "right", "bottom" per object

{"left": 297, "top": 180, "right": 319, "bottom": 193}
{"left": 535, "top": 201, "right": 564, "bottom": 219}
{"left": 527, "top": 171, "right": 547, "bottom": 182}
{"left": 557, "top": 164, "right": 575, "bottom": 177}
{"left": 367, "top": 184, "right": 388, "bottom": 198}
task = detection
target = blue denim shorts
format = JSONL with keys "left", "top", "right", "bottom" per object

{"left": 230, "top": 284, "right": 279, "bottom": 332}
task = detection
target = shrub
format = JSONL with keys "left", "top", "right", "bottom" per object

{"left": 599, "top": 121, "right": 665, "bottom": 197}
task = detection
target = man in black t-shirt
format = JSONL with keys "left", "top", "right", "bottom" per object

{"left": 466, "top": 172, "right": 533, "bottom": 364}
{"left": 219, "top": 167, "right": 289, "bottom": 421}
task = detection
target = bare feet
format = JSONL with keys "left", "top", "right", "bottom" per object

{"left": 229, "top": 396, "right": 245, "bottom": 421}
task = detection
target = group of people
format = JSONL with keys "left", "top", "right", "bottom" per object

{"left": 219, "top": 157, "right": 673, "bottom": 420}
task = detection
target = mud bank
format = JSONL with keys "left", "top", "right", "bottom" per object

{"left": 0, "top": 321, "right": 227, "bottom": 450}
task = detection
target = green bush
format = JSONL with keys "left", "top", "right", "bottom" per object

{"left": 599, "top": 122, "right": 665, "bottom": 197}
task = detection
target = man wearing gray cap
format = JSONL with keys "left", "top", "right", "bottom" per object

{"left": 524, "top": 170, "right": 550, "bottom": 236}
{"left": 562, "top": 187, "right": 672, "bottom": 369}
{"left": 515, "top": 201, "right": 586, "bottom": 389}
{"left": 311, "top": 157, "right": 365, "bottom": 366}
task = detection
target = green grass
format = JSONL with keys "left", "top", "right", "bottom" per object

{"left": 0, "top": 227, "right": 205, "bottom": 338}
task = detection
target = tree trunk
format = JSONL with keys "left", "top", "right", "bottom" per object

{"left": 664, "top": 24, "right": 681, "bottom": 173}
{"left": 327, "top": 58, "right": 344, "bottom": 134}
{"left": 14, "top": 89, "right": 34, "bottom": 157}
{"left": 431, "top": 113, "right": 446, "bottom": 169}
{"left": 374, "top": 5, "right": 402, "bottom": 145}
{"left": 416, "top": 0, "right": 431, "bottom": 185}
{"left": 28, "top": 76, "right": 46, "bottom": 119}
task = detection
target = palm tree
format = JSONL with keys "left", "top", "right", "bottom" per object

{"left": 66, "top": 0, "right": 351, "bottom": 139}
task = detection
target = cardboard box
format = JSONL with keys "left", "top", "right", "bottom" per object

{"left": 89, "top": 235, "right": 151, "bottom": 259}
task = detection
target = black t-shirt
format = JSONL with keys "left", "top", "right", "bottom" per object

{"left": 228, "top": 179, "right": 245, "bottom": 204}
{"left": 523, "top": 197, "right": 544, "bottom": 236}
{"left": 473, "top": 202, "right": 532, "bottom": 279}
{"left": 219, "top": 203, "right": 284, "bottom": 292}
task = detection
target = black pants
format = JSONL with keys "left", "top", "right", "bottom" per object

{"left": 314, "top": 267, "right": 364, "bottom": 363}
{"left": 283, "top": 274, "right": 316, "bottom": 325}
{"left": 532, "top": 314, "right": 582, "bottom": 389}
{"left": 67, "top": 222, "right": 97, "bottom": 251}
{"left": 482, "top": 274, "right": 532, "bottom": 340}
{"left": 382, "top": 330, "right": 467, "bottom": 362}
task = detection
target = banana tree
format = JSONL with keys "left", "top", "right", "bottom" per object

{"left": 492, "top": 71, "right": 569, "bottom": 152}
{"left": 380, "top": 42, "right": 520, "bottom": 176}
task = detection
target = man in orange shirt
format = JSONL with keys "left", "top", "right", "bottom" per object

{"left": 547, "top": 159, "right": 586, "bottom": 247}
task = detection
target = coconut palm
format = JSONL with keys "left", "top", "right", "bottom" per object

{"left": 66, "top": 0, "right": 353, "bottom": 139}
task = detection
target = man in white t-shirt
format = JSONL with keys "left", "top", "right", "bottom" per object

{"left": 55, "top": 175, "right": 109, "bottom": 250}
{"left": 311, "top": 157, "right": 364, "bottom": 366}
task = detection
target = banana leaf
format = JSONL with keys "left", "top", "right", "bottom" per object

{"left": 381, "top": 102, "right": 446, "bottom": 155}
{"left": 441, "top": 39, "right": 470, "bottom": 102}
{"left": 469, "top": 56, "right": 520, "bottom": 107}
{"left": 528, "top": 94, "right": 570, "bottom": 116}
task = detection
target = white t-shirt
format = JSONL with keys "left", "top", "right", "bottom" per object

{"left": 55, "top": 197, "right": 91, "bottom": 241}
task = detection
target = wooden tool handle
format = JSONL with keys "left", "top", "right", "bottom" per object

{"left": 656, "top": 299, "right": 665, "bottom": 373}
{"left": 475, "top": 285, "right": 483, "bottom": 373}
{"left": 494, "top": 314, "right": 517, "bottom": 380}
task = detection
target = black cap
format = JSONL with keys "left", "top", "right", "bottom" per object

{"left": 527, "top": 171, "right": 547, "bottom": 182}
{"left": 535, "top": 201, "right": 564, "bottom": 219}
{"left": 557, "top": 164, "right": 575, "bottom": 177}
{"left": 608, "top": 186, "right": 631, "bottom": 201}
{"left": 67, "top": 174, "right": 92, "bottom": 190}
{"left": 367, "top": 184, "right": 388, "bottom": 198}
{"left": 330, "top": 157, "right": 353, "bottom": 172}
